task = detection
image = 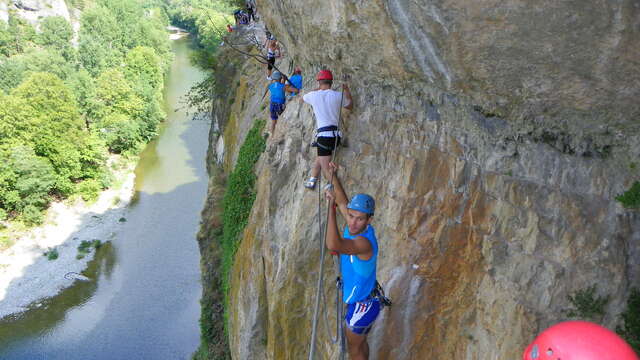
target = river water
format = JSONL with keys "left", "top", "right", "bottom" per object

{"left": 0, "top": 38, "right": 210, "bottom": 359}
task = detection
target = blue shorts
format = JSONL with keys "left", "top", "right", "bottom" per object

{"left": 270, "top": 102, "right": 285, "bottom": 120}
{"left": 344, "top": 297, "right": 380, "bottom": 335}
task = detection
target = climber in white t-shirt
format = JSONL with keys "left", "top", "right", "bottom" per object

{"left": 301, "top": 69, "right": 352, "bottom": 189}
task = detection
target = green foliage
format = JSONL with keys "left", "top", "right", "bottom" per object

{"left": 185, "top": 72, "right": 216, "bottom": 115}
{"left": 36, "top": 16, "right": 73, "bottom": 55}
{"left": 97, "top": 113, "right": 142, "bottom": 153}
{"left": 64, "top": 69, "right": 95, "bottom": 117}
{"left": 616, "top": 182, "right": 640, "bottom": 209}
{"left": 0, "top": 14, "right": 36, "bottom": 57}
{"left": 76, "top": 239, "right": 102, "bottom": 259}
{"left": 44, "top": 247, "right": 59, "bottom": 260}
{"left": 0, "top": 0, "right": 170, "bottom": 224}
{"left": 0, "top": 143, "right": 56, "bottom": 214}
{"left": 76, "top": 179, "right": 102, "bottom": 202}
{"left": 617, "top": 288, "right": 640, "bottom": 354}
{"left": 167, "top": 0, "right": 234, "bottom": 68}
{"left": 220, "top": 119, "right": 265, "bottom": 327}
{"left": 564, "top": 285, "right": 609, "bottom": 322}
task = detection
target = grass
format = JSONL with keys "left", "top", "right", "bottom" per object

{"left": 220, "top": 119, "right": 266, "bottom": 328}
{"left": 76, "top": 239, "right": 102, "bottom": 259}
{"left": 193, "top": 168, "right": 230, "bottom": 359}
{"left": 617, "top": 288, "right": 640, "bottom": 355}
{"left": 0, "top": 234, "right": 14, "bottom": 250}
{"left": 563, "top": 285, "right": 609, "bottom": 322}
{"left": 44, "top": 247, "right": 59, "bottom": 261}
{"left": 616, "top": 181, "right": 640, "bottom": 209}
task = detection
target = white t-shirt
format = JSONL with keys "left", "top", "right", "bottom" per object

{"left": 303, "top": 89, "right": 350, "bottom": 132}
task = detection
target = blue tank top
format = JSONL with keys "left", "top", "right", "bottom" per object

{"left": 269, "top": 82, "right": 286, "bottom": 104}
{"left": 288, "top": 74, "right": 302, "bottom": 95}
{"left": 340, "top": 225, "right": 378, "bottom": 304}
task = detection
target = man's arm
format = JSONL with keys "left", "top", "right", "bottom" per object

{"left": 328, "top": 162, "right": 349, "bottom": 220}
{"left": 342, "top": 84, "right": 353, "bottom": 110}
{"left": 326, "top": 190, "right": 372, "bottom": 256}
{"left": 324, "top": 163, "right": 372, "bottom": 256}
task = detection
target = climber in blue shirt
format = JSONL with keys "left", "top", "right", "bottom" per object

{"left": 324, "top": 162, "right": 380, "bottom": 360}
{"left": 287, "top": 67, "right": 303, "bottom": 100}
{"left": 263, "top": 70, "right": 298, "bottom": 135}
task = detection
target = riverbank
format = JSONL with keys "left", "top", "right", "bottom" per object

{"left": 0, "top": 156, "right": 136, "bottom": 319}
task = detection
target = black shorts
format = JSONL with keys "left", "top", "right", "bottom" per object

{"left": 316, "top": 136, "right": 340, "bottom": 157}
{"left": 267, "top": 56, "right": 275, "bottom": 70}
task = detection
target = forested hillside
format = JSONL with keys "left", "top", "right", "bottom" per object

{"left": 0, "top": 0, "right": 170, "bottom": 228}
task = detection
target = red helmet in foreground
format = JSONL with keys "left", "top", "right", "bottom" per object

{"left": 316, "top": 69, "right": 333, "bottom": 81}
{"left": 523, "top": 321, "right": 638, "bottom": 360}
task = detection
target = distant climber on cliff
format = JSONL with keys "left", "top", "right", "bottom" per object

{"left": 245, "top": 2, "right": 255, "bottom": 23}
{"left": 324, "top": 163, "right": 383, "bottom": 360}
{"left": 263, "top": 71, "right": 298, "bottom": 135}
{"left": 301, "top": 69, "right": 352, "bottom": 189}
{"left": 265, "top": 38, "right": 281, "bottom": 78}
{"left": 286, "top": 67, "right": 303, "bottom": 100}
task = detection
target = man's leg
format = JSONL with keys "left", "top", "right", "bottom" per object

{"left": 318, "top": 155, "right": 332, "bottom": 181}
{"left": 310, "top": 157, "right": 322, "bottom": 179}
{"left": 345, "top": 328, "right": 368, "bottom": 360}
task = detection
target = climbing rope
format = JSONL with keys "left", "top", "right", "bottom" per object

{"left": 308, "top": 82, "right": 347, "bottom": 360}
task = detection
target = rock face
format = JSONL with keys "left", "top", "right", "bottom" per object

{"left": 0, "top": 0, "right": 72, "bottom": 26}
{"left": 204, "top": 2, "right": 640, "bottom": 359}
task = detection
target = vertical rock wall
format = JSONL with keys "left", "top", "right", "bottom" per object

{"left": 207, "top": 2, "right": 640, "bottom": 359}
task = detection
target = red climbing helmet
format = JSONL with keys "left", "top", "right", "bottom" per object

{"left": 523, "top": 321, "right": 639, "bottom": 360}
{"left": 294, "top": 66, "right": 302, "bottom": 74}
{"left": 316, "top": 69, "right": 333, "bottom": 81}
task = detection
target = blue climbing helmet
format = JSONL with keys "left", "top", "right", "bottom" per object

{"left": 271, "top": 71, "right": 282, "bottom": 80}
{"left": 347, "top": 194, "right": 375, "bottom": 215}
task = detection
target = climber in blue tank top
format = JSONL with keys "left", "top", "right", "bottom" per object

{"left": 324, "top": 162, "right": 381, "bottom": 360}
{"left": 262, "top": 70, "right": 298, "bottom": 136}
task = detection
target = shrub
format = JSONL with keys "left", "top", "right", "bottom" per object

{"left": 20, "top": 205, "right": 45, "bottom": 226}
{"left": 44, "top": 247, "right": 59, "bottom": 260}
{"left": 563, "top": 285, "right": 609, "bottom": 322}
{"left": 77, "top": 239, "right": 101, "bottom": 259}
{"left": 76, "top": 178, "right": 102, "bottom": 202}
{"left": 617, "top": 288, "right": 640, "bottom": 354}
{"left": 616, "top": 182, "right": 640, "bottom": 209}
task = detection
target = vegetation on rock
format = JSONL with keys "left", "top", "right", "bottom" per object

{"left": 617, "top": 288, "right": 640, "bottom": 354}
{"left": 563, "top": 285, "right": 609, "bottom": 322}
{"left": 616, "top": 181, "right": 640, "bottom": 209}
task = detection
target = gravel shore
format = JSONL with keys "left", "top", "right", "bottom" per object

{"left": 0, "top": 161, "right": 136, "bottom": 319}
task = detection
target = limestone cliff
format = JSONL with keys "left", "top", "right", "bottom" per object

{"left": 0, "top": 0, "right": 74, "bottom": 25}
{"left": 202, "top": 2, "right": 640, "bottom": 359}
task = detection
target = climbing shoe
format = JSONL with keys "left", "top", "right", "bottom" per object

{"left": 304, "top": 177, "right": 317, "bottom": 189}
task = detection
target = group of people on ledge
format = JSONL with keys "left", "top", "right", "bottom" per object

{"left": 263, "top": 42, "right": 382, "bottom": 358}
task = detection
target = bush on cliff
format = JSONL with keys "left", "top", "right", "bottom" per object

{"left": 220, "top": 119, "right": 266, "bottom": 296}
{"left": 616, "top": 181, "right": 640, "bottom": 209}
{"left": 617, "top": 288, "right": 640, "bottom": 354}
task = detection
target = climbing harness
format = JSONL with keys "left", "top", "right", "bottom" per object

{"left": 373, "top": 281, "right": 393, "bottom": 307}
{"left": 311, "top": 125, "right": 342, "bottom": 150}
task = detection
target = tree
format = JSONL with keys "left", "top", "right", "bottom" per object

{"left": 3, "top": 72, "right": 105, "bottom": 195}
{"left": 0, "top": 142, "right": 56, "bottom": 213}
{"left": 37, "top": 16, "right": 73, "bottom": 51}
